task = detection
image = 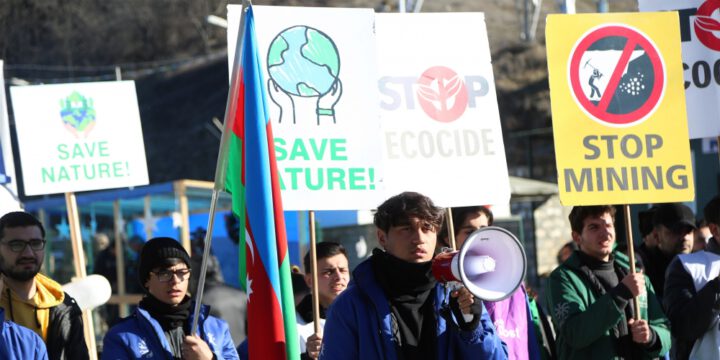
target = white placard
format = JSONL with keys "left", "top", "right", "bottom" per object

{"left": 228, "top": 5, "right": 383, "bottom": 210}
{"left": 375, "top": 13, "right": 511, "bottom": 207}
{"left": 0, "top": 60, "right": 21, "bottom": 213}
{"left": 10, "top": 81, "right": 149, "bottom": 196}
{"left": 639, "top": 0, "right": 720, "bottom": 138}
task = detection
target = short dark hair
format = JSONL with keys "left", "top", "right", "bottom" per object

{"left": 438, "top": 206, "right": 494, "bottom": 241}
{"left": 373, "top": 192, "right": 444, "bottom": 233}
{"left": 704, "top": 195, "right": 720, "bottom": 226}
{"left": 568, "top": 205, "right": 616, "bottom": 233}
{"left": 0, "top": 211, "right": 45, "bottom": 239}
{"left": 303, "top": 242, "right": 347, "bottom": 274}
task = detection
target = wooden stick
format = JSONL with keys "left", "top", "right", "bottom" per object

{"left": 143, "top": 195, "right": 153, "bottom": 240}
{"left": 309, "top": 211, "right": 321, "bottom": 335}
{"left": 623, "top": 204, "right": 641, "bottom": 320}
{"left": 113, "top": 200, "right": 129, "bottom": 318}
{"left": 65, "top": 192, "right": 97, "bottom": 360}
{"left": 446, "top": 207, "right": 457, "bottom": 251}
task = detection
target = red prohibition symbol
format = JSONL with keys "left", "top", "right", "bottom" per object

{"left": 568, "top": 24, "right": 665, "bottom": 127}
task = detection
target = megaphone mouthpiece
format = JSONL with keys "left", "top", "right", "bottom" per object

{"left": 463, "top": 255, "right": 495, "bottom": 277}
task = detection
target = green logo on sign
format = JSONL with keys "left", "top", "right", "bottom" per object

{"left": 60, "top": 91, "right": 96, "bottom": 138}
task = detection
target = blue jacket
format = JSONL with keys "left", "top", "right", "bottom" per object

{"left": 319, "top": 258, "right": 508, "bottom": 360}
{"left": 101, "top": 304, "right": 239, "bottom": 360}
{"left": 0, "top": 308, "right": 48, "bottom": 360}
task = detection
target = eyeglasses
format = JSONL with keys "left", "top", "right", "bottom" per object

{"left": 151, "top": 268, "right": 191, "bottom": 282}
{"left": 1, "top": 239, "right": 46, "bottom": 253}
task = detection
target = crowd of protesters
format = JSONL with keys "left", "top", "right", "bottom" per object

{"left": 0, "top": 192, "right": 718, "bottom": 359}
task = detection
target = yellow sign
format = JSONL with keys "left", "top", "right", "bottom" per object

{"left": 546, "top": 12, "right": 694, "bottom": 206}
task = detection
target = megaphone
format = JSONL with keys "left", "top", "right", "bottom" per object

{"left": 432, "top": 226, "right": 526, "bottom": 302}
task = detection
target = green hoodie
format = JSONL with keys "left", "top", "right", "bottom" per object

{"left": 546, "top": 251, "right": 670, "bottom": 359}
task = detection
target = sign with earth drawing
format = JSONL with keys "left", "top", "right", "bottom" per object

{"left": 546, "top": 12, "right": 695, "bottom": 206}
{"left": 375, "top": 13, "right": 511, "bottom": 207}
{"left": 9, "top": 81, "right": 149, "bottom": 196}
{"left": 228, "top": 5, "right": 382, "bottom": 210}
{"left": 639, "top": 0, "right": 720, "bottom": 139}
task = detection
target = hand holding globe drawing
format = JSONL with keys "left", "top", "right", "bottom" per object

{"left": 316, "top": 78, "right": 342, "bottom": 123}
{"left": 268, "top": 78, "right": 296, "bottom": 124}
{"left": 267, "top": 25, "right": 342, "bottom": 125}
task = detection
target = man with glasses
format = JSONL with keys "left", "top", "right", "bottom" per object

{"left": 102, "top": 236, "right": 238, "bottom": 359}
{"left": 0, "top": 211, "right": 89, "bottom": 360}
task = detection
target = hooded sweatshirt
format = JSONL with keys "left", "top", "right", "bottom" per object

{"left": 0, "top": 273, "right": 64, "bottom": 341}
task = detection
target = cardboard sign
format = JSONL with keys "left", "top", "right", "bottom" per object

{"left": 639, "top": 0, "right": 720, "bottom": 139}
{"left": 375, "top": 13, "right": 511, "bottom": 207}
{"left": 10, "top": 81, "right": 149, "bottom": 196}
{"left": 228, "top": 7, "right": 511, "bottom": 209}
{"left": 546, "top": 12, "right": 695, "bottom": 205}
{"left": 228, "top": 5, "right": 383, "bottom": 210}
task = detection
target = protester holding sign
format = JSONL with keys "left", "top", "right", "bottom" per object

{"left": 320, "top": 192, "right": 506, "bottom": 360}
{"left": 439, "top": 206, "right": 550, "bottom": 360}
{"left": 663, "top": 195, "right": 720, "bottom": 359}
{"left": 101, "top": 237, "right": 238, "bottom": 360}
{"left": 297, "top": 242, "right": 349, "bottom": 359}
{"left": 0, "top": 211, "right": 89, "bottom": 360}
{"left": 546, "top": 205, "right": 670, "bottom": 359}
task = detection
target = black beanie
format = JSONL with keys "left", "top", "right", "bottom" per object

{"left": 138, "top": 237, "right": 191, "bottom": 290}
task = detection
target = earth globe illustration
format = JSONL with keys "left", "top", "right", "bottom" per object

{"left": 267, "top": 26, "right": 340, "bottom": 97}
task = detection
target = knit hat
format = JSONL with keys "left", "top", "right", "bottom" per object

{"left": 653, "top": 203, "right": 697, "bottom": 233}
{"left": 138, "top": 237, "right": 191, "bottom": 290}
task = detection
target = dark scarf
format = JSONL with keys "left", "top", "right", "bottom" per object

{"left": 139, "top": 294, "right": 192, "bottom": 331}
{"left": 296, "top": 293, "right": 326, "bottom": 323}
{"left": 371, "top": 248, "right": 437, "bottom": 360}
{"left": 575, "top": 251, "right": 643, "bottom": 359}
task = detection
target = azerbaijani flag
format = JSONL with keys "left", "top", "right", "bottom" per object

{"left": 214, "top": 4, "right": 299, "bottom": 359}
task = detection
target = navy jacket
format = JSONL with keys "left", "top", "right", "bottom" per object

{"left": 319, "top": 258, "right": 507, "bottom": 359}
{"left": 101, "top": 304, "right": 238, "bottom": 359}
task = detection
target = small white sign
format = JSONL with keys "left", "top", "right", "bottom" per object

{"left": 639, "top": 0, "right": 720, "bottom": 138}
{"left": 10, "top": 81, "right": 149, "bottom": 196}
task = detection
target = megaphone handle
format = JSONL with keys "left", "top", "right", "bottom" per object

{"left": 449, "top": 295, "right": 475, "bottom": 326}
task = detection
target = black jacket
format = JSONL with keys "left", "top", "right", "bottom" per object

{"left": 663, "top": 237, "right": 720, "bottom": 360}
{"left": 47, "top": 294, "right": 90, "bottom": 360}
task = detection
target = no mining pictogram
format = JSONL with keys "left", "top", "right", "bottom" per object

{"left": 568, "top": 24, "right": 666, "bottom": 127}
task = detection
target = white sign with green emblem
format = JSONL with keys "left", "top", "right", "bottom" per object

{"left": 10, "top": 81, "right": 149, "bottom": 196}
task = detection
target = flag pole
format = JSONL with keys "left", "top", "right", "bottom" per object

{"left": 191, "top": 189, "right": 221, "bottom": 335}
{"left": 191, "top": 0, "right": 251, "bottom": 336}
{"left": 446, "top": 207, "right": 457, "bottom": 251}
{"left": 623, "top": 204, "right": 641, "bottom": 320}
{"left": 309, "top": 211, "right": 321, "bottom": 334}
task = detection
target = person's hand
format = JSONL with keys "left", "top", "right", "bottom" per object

{"left": 620, "top": 272, "right": 646, "bottom": 297}
{"left": 628, "top": 318, "right": 651, "bottom": 344}
{"left": 268, "top": 78, "right": 295, "bottom": 124}
{"left": 451, "top": 286, "right": 475, "bottom": 314}
{"left": 182, "top": 335, "right": 213, "bottom": 360}
{"left": 316, "top": 79, "right": 342, "bottom": 124}
{"left": 306, "top": 331, "right": 323, "bottom": 359}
